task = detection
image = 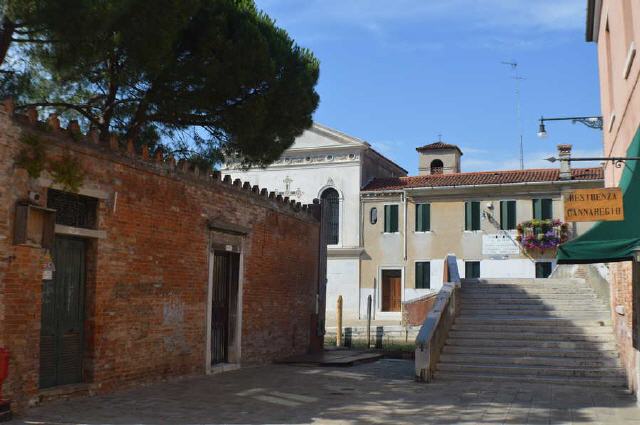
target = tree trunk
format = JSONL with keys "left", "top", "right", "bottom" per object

{"left": 0, "top": 16, "right": 17, "bottom": 67}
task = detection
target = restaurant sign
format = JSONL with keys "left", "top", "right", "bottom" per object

{"left": 563, "top": 188, "right": 624, "bottom": 222}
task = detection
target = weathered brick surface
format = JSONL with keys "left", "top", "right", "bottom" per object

{"left": 402, "top": 294, "right": 437, "bottom": 327}
{"left": 608, "top": 261, "right": 638, "bottom": 394}
{"left": 0, "top": 108, "right": 322, "bottom": 410}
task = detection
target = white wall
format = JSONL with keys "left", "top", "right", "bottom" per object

{"left": 480, "top": 259, "right": 550, "bottom": 278}
{"left": 225, "top": 163, "right": 362, "bottom": 248}
{"left": 326, "top": 257, "right": 360, "bottom": 321}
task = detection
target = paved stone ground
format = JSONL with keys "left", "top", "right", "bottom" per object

{"left": 10, "top": 359, "right": 640, "bottom": 424}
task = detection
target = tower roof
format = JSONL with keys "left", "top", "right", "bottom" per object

{"left": 415, "top": 142, "right": 463, "bottom": 155}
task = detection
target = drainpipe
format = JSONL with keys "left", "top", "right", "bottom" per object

{"left": 403, "top": 190, "right": 408, "bottom": 261}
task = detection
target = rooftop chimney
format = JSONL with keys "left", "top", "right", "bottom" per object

{"left": 557, "top": 144, "right": 572, "bottom": 180}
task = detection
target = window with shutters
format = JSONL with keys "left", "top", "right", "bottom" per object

{"left": 464, "top": 201, "right": 480, "bottom": 231}
{"left": 384, "top": 204, "right": 399, "bottom": 233}
{"left": 500, "top": 200, "right": 517, "bottom": 230}
{"left": 465, "top": 261, "right": 480, "bottom": 279}
{"left": 532, "top": 198, "right": 553, "bottom": 220}
{"left": 321, "top": 188, "right": 340, "bottom": 245}
{"left": 415, "top": 203, "right": 430, "bottom": 232}
{"left": 535, "top": 262, "right": 553, "bottom": 278}
{"left": 415, "top": 262, "right": 430, "bottom": 289}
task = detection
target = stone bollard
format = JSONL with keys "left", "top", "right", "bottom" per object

{"left": 336, "top": 296, "right": 343, "bottom": 347}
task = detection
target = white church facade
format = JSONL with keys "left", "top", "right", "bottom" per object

{"left": 222, "top": 124, "right": 407, "bottom": 321}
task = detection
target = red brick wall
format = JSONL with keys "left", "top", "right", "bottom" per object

{"left": 402, "top": 294, "right": 437, "bottom": 327}
{"left": 608, "top": 261, "right": 638, "bottom": 394}
{"left": 0, "top": 107, "right": 322, "bottom": 409}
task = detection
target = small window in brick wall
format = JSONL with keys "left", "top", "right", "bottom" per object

{"left": 47, "top": 189, "right": 98, "bottom": 229}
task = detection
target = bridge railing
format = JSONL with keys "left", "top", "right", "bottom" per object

{"left": 414, "top": 254, "right": 461, "bottom": 382}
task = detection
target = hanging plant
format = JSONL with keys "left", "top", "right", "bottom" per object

{"left": 516, "top": 219, "right": 569, "bottom": 253}
{"left": 49, "top": 152, "right": 85, "bottom": 192}
{"left": 15, "top": 134, "right": 47, "bottom": 179}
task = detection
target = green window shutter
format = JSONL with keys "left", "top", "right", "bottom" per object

{"left": 500, "top": 202, "right": 507, "bottom": 230}
{"left": 533, "top": 199, "right": 541, "bottom": 220}
{"left": 415, "top": 262, "right": 430, "bottom": 289}
{"left": 471, "top": 201, "right": 480, "bottom": 230}
{"left": 501, "top": 201, "right": 516, "bottom": 230}
{"left": 465, "top": 201, "right": 480, "bottom": 231}
{"left": 535, "top": 262, "right": 552, "bottom": 278}
{"left": 415, "top": 204, "right": 430, "bottom": 232}
{"left": 385, "top": 205, "right": 399, "bottom": 233}
{"left": 542, "top": 199, "right": 552, "bottom": 220}
{"left": 465, "top": 261, "right": 480, "bottom": 278}
{"left": 384, "top": 205, "right": 390, "bottom": 232}
{"left": 533, "top": 199, "right": 552, "bottom": 220}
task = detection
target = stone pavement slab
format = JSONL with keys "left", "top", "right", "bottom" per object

{"left": 9, "top": 359, "right": 640, "bottom": 424}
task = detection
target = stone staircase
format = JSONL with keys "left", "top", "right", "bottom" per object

{"left": 434, "top": 278, "right": 627, "bottom": 387}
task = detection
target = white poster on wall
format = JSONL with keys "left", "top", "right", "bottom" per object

{"left": 482, "top": 233, "right": 520, "bottom": 256}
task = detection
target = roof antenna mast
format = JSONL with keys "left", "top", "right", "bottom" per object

{"left": 502, "top": 60, "right": 525, "bottom": 170}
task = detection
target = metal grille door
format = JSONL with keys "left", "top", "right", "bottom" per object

{"left": 211, "top": 252, "right": 239, "bottom": 365}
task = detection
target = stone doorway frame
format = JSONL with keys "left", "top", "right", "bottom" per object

{"left": 205, "top": 221, "right": 247, "bottom": 375}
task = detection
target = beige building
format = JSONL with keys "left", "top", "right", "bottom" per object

{"left": 360, "top": 143, "right": 603, "bottom": 320}
{"left": 569, "top": 0, "right": 640, "bottom": 397}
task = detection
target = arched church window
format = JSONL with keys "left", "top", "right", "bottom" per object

{"left": 321, "top": 188, "right": 340, "bottom": 245}
{"left": 430, "top": 159, "right": 444, "bottom": 175}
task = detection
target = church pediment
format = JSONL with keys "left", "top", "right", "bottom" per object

{"left": 289, "top": 124, "right": 369, "bottom": 151}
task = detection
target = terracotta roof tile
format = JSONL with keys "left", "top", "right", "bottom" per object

{"left": 416, "top": 142, "right": 463, "bottom": 155}
{"left": 362, "top": 167, "right": 604, "bottom": 191}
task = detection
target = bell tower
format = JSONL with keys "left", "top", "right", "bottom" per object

{"left": 416, "top": 141, "right": 463, "bottom": 176}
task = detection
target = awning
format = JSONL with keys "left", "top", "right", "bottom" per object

{"left": 557, "top": 126, "right": 640, "bottom": 264}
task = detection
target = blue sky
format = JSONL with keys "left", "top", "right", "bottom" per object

{"left": 255, "top": 0, "right": 604, "bottom": 174}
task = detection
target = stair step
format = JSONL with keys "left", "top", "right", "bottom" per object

{"left": 446, "top": 338, "right": 617, "bottom": 350}
{"left": 449, "top": 331, "right": 614, "bottom": 342}
{"left": 441, "top": 345, "right": 620, "bottom": 359}
{"left": 453, "top": 317, "right": 611, "bottom": 327}
{"left": 460, "top": 288, "right": 596, "bottom": 297}
{"left": 460, "top": 294, "right": 598, "bottom": 301}
{"left": 460, "top": 304, "right": 608, "bottom": 311}
{"left": 439, "top": 354, "right": 621, "bottom": 368}
{"left": 461, "top": 298, "right": 603, "bottom": 305}
{"left": 459, "top": 310, "right": 611, "bottom": 317}
{"left": 436, "top": 363, "right": 625, "bottom": 379}
{"left": 434, "top": 371, "right": 627, "bottom": 387}
{"left": 450, "top": 324, "right": 614, "bottom": 334}
{"left": 462, "top": 278, "right": 585, "bottom": 285}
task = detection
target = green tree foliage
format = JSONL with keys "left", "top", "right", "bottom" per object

{"left": 1, "top": 0, "right": 319, "bottom": 167}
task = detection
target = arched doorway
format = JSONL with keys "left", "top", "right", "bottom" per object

{"left": 321, "top": 188, "right": 340, "bottom": 245}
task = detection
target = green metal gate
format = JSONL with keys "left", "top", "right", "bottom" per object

{"left": 39, "top": 236, "right": 86, "bottom": 388}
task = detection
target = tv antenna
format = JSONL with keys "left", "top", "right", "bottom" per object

{"left": 502, "top": 61, "right": 525, "bottom": 170}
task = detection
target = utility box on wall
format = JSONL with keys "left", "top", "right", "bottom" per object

{"left": 13, "top": 202, "right": 55, "bottom": 249}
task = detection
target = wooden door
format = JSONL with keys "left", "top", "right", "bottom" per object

{"left": 211, "top": 251, "right": 239, "bottom": 365}
{"left": 40, "top": 236, "right": 86, "bottom": 388}
{"left": 381, "top": 271, "right": 402, "bottom": 312}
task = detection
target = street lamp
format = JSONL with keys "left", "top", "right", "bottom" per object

{"left": 537, "top": 116, "right": 603, "bottom": 138}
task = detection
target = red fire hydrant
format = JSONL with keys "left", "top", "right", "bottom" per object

{"left": 0, "top": 348, "right": 11, "bottom": 422}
